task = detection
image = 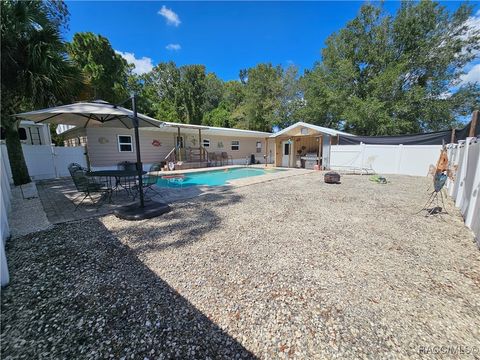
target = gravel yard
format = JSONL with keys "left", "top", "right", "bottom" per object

{"left": 2, "top": 172, "right": 479, "bottom": 359}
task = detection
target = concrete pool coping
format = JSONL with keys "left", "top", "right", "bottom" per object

{"left": 150, "top": 166, "right": 315, "bottom": 203}
{"left": 153, "top": 166, "right": 314, "bottom": 190}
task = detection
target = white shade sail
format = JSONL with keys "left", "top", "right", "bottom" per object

{"left": 14, "top": 100, "right": 164, "bottom": 129}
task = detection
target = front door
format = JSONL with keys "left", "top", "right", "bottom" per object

{"left": 282, "top": 140, "right": 291, "bottom": 167}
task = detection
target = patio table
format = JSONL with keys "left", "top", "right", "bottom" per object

{"left": 87, "top": 170, "right": 147, "bottom": 197}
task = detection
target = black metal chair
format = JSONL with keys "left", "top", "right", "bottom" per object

{"left": 133, "top": 163, "right": 162, "bottom": 200}
{"left": 70, "top": 168, "right": 110, "bottom": 210}
{"left": 117, "top": 161, "right": 136, "bottom": 171}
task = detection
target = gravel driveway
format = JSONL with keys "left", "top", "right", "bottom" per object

{"left": 2, "top": 173, "right": 479, "bottom": 359}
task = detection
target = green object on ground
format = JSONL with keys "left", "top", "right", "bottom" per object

{"left": 369, "top": 175, "right": 388, "bottom": 184}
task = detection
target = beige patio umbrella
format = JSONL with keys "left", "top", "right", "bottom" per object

{"left": 15, "top": 98, "right": 170, "bottom": 219}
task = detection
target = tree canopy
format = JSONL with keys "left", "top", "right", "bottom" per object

{"left": 67, "top": 32, "right": 130, "bottom": 103}
{"left": 299, "top": 1, "right": 480, "bottom": 135}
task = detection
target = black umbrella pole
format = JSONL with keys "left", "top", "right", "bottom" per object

{"left": 132, "top": 96, "right": 145, "bottom": 208}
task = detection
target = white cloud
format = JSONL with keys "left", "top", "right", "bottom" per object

{"left": 165, "top": 43, "right": 181, "bottom": 51}
{"left": 460, "top": 63, "right": 480, "bottom": 85}
{"left": 158, "top": 5, "right": 181, "bottom": 27}
{"left": 115, "top": 50, "right": 154, "bottom": 75}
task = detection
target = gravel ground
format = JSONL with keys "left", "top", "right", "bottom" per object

{"left": 2, "top": 173, "right": 480, "bottom": 359}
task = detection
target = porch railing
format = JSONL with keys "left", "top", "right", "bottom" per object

{"left": 164, "top": 146, "right": 210, "bottom": 164}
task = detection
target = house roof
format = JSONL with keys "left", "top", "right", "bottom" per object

{"left": 203, "top": 126, "right": 271, "bottom": 138}
{"left": 270, "top": 122, "right": 353, "bottom": 138}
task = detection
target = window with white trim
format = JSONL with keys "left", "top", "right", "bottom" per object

{"left": 118, "top": 135, "right": 133, "bottom": 152}
{"left": 231, "top": 140, "right": 240, "bottom": 151}
{"left": 202, "top": 139, "right": 210, "bottom": 148}
{"left": 256, "top": 141, "right": 262, "bottom": 153}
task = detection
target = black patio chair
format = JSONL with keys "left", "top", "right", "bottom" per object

{"left": 70, "top": 168, "right": 110, "bottom": 210}
{"left": 115, "top": 161, "right": 138, "bottom": 194}
{"left": 68, "top": 162, "right": 86, "bottom": 175}
{"left": 133, "top": 163, "right": 162, "bottom": 200}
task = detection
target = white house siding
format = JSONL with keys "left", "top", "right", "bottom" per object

{"left": 85, "top": 128, "right": 174, "bottom": 167}
{"left": 76, "top": 127, "right": 274, "bottom": 167}
{"left": 198, "top": 134, "right": 274, "bottom": 164}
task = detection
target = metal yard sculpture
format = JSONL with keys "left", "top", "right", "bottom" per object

{"left": 419, "top": 145, "right": 452, "bottom": 217}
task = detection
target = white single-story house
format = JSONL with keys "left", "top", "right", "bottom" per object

{"left": 61, "top": 121, "right": 275, "bottom": 170}
{"left": 60, "top": 120, "right": 351, "bottom": 170}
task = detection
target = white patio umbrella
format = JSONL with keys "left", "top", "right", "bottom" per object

{"left": 15, "top": 98, "right": 170, "bottom": 220}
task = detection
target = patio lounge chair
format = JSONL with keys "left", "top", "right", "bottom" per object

{"left": 221, "top": 152, "right": 233, "bottom": 165}
{"left": 69, "top": 167, "right": 110, "bottom": 210}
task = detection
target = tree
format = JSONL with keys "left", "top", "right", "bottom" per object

{"left": 177, "top": 65, "right": 207, "bottom": 125}
{"left": 135, "top": 61, "right": 181, "bottom": 120}
{"left": 300, "top": 1, "right": 480, "bottom": 135}
{"left": 238, "top": 63, "right": 283, "bottom": 132}
{"left": 202, "top": 105, "right": 232, "bottom": 128}
{"left": 277, "top": 65, "right": 303, "bottom": 129}
{"left": 67, "top": 32, "right": 130, "bottom": 103}
{"left": 202, "top": 73, "right": 224, "bottom": 114}
{"left": 1, "top": 0, "right": 82, "bottom": 185}
{"left": 223, "top": 81, "right": 245, "bottom": 111}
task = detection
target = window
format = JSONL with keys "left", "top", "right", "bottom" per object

{"left": 202, "top": 139, "right": 210, "bottom": 148}
{"left": 256, "top": 141, "right": 262, "bottom": 153}
{"left": 231, "top": 140, "right": 240, "bottom": 151}
{"left": 284, "top": 143, "right": 290, "bottom": 155}
{"left": 19, "top": 128, "right": 27, "bottom": 140}
{"left": 1, "top": 127, "right": 27, "bottom": 141}
{"left": 118, "top": 135, "right": 133, "bottom": 152}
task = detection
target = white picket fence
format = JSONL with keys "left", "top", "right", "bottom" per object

{"left": 330, "top": 144, "right": 441, "bottom": 176}
{"left": 1, "top": 146, "right": 12, "bottom": 286}
{"left": 0, "top": 144, "right": 87, "bottom": 182}
{"left": 446, "top": 138, "right": 480, "bottom": 244}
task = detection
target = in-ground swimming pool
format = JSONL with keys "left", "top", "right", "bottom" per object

{"left": 156, "top": 167, "right": 284, "bottom": 187}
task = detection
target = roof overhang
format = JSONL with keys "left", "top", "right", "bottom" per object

{"left": 270, "top": 122, "right": 353, "bottom": 138}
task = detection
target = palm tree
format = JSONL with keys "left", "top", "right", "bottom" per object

{"left": 1, "top": 0, "right": 82, "bottom": 185}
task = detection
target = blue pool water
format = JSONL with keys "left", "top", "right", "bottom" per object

{"left": 156, "top": 167, "right": 283, "bottom": 187}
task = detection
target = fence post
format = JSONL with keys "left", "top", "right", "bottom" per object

{"left": 455, "top": 139, "right": 472, "bottom": 209}
{"left": 360, "top": 142, "right": 366, "bottom": 169}
{"left": 464, "top": 140, "right": 480, "bottom": 229}
{"left": 469, "top": 110, "right": 478, "bottom": 137}
{"left": 396, "top": 144, "right": 404, "bottom": 174}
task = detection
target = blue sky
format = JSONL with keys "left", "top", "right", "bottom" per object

{"left": 65, "top": 1, "right": 479, "bottom": 83}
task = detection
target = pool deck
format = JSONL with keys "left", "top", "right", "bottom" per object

{"left": 36, "top": 166, "right": 311, "bottom": 224}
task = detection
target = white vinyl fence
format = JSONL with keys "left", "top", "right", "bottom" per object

{"left": 0, "top": 144, "right": 87, "bottom": 182}
{"left": 446, "top": 138, "right": 480, "bottom": 244}
{"left": 1, "top": 146, "right": 12, "bottom": 286}
{"left": 331, "top": 144, "right": 441, "bottom": 176}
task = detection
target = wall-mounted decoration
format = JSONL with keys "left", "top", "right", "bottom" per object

{"left": 217, "top": 141, "right": 224, "bottom": 148}
{"left": 152, "top": 139, "right": 161, "bottom": 147}
{"left": 98, "top": 137, "right": 109, "bottom": 144}
{"left": 301, "top": 128, "right": 309, "bottom": 135}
